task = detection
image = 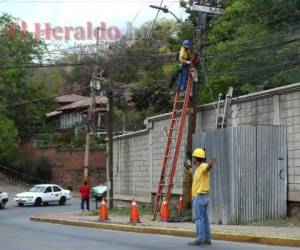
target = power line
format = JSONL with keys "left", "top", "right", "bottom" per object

{"left": 0, "top": 58, "right": 179, "bottom": 69}
{"left": 206, "top": 59, "right": 300, "bottom": 77}
{"left": 201, "top": 61, "right": 216, "bottom": 109}
{"left": 1, "top": 87, "right": 90, "bottom": 109}
{"left": 131, "top": 0, "right": 147, "bottom": 25}
{"left": 2, "top": 0, "right": 177, "bottom": 2}
{"left": 149, "top": 0, "right": 165, "bottom": 41}
{"left": 204, "top": 36, "right": 300, "bottom": 60}
{"left": 2, "top": 34, "right": 298, "bottom": 64}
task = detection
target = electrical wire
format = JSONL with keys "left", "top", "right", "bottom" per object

{"left": 131, "top": 0, "right": 147, "bottom": 25}
{"left": 206, "top": 59, "right": 300, "bottom": 78}
{"left": 1, "top": 87, "right": 90, "bottom": 109}
{"left": 2, "top": 33, "right": 298, "bottom": 65}
{"left": 201, "top": 61, "right": 217, "bottom": 110}
{"left": 204, "top": 36, "right": 300, "bottom": 60}
{"left": 149, "top": 0, "right": 165, "bottom": 41}
{"left": 1, "top": 0, "right": 177, "bottom": 2}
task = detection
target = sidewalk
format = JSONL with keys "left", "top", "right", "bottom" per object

{"left": 31, "top": 211, "right": 300, "bottom": 247}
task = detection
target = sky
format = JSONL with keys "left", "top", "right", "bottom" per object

{"left": 0, "top": 0, "right": 188, "bottom": 45}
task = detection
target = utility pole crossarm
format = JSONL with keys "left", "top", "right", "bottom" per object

{"left": 190, "top": 4, "right": 223, "bottom": 15}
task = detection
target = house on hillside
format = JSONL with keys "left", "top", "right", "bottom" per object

{"left": 56, "top": 94, "right": 87, "bottom": 107}
{"left": 47, "top": 94, "right": 108, "bottom": 132}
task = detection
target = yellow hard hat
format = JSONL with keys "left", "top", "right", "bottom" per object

{"left": 192, "top": 148, "right": 206, "bottom": 159}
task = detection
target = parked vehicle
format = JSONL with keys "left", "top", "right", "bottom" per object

{"left": 91, "top": 184, "right": 107, "bottom": 201}
{"left": 0, "top": 189, "right": 8, "bottom": 209}
{"left": 14, "top": 184, "right": 71, "bottom": 207}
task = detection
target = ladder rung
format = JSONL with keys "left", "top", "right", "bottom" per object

{"left": 154, "top": 79, "right": 191, "bottom": 217}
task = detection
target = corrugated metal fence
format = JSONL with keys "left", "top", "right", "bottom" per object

{"left": 193, "top": 126, "right": 287, "bottom": 224}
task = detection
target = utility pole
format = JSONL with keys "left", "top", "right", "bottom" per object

{"left": 83, "top": 27, "right": 101, "bottom": 182}
{"left": 106, "top": 85, "right": 114, "bottom": 208}
{"left": 185, "top": 0, "right": 224, "bottom": 160}
{"left": 83, "top": 90, "right": 93, "bottom": 182}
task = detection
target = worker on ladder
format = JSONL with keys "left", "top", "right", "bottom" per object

{"left": 177, "top": 39, "right": 192, "bottom": 93}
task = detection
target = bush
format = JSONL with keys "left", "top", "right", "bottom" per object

{"left": 9, "top": 155, "right": 52, "bottom": 183}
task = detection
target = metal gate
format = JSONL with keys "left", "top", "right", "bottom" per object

{"left": 192, "top": 126, "right": 287, "bottom": 224}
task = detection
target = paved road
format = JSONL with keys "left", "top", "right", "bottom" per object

{"left": 0, "top": 198, "right": 298, "bottom": 250}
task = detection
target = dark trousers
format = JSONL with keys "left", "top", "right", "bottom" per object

{"left": 81, "top": 198, "right": 90, "bottom": 211}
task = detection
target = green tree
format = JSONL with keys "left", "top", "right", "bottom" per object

{"left": 0, "top": 14, "right": 54, "bottom": 135}
{"left": 201, "top": 0, "right": 300, "bottom": 102}
{"left": 0, "top": 113, "right": 17, "bottom": 161}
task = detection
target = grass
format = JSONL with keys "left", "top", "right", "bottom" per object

{"left": 248, "top": 217, "right": 300, "bottom": 227}
{"left": 85, "top": 206, "right": 299, "bottom": 227}
{"left": 86, "top": 205, "right": 194, "bottom": 223}
{"left": 87, "top": 206, "right": 153, "bottom": 217}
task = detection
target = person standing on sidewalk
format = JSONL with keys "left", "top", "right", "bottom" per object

{"left": 189, "top": 148, "right": 215, "bottom": 246}
{"left": 183, "top": 159, "right": 193, "bottom": 209}
{"left": 80, "top": 181, "right": 91, "bottom": 212}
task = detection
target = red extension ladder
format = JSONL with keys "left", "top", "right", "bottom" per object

{"left": 152, "top": 71, "right": 193, "bottom": 220}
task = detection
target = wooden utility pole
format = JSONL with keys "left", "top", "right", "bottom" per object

{"left": 185, "top": 13, "right": 206, "bottom": 159}
{"left": 185, "top": 1, "right": 223, "bottom": 159}
{"left": 83, "top": 87, "right": 94, "bottom": 182}
{"left": 83, "top": 27, "right": 101, "bottom": 182}
{"left": 106, "top": 86, "right": 114, "bottom": 208}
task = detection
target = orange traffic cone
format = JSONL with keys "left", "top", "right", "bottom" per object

{"left": 178, "top": 195, "right": 184, "bottom": 216}
{"left": 130, "top": 198, "right": 141, "bottom": 223}
{"left": 99, "top": 198, "right": 109, "bottom": 221}
{"left": 160, "top": 198, "right": 169, "bottom": 222}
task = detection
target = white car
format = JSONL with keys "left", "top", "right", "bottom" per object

{"left": 0, "top": 189, "right": 8, "bottom": 209}
{"left": 14, "top": 184, "right": 71, "bottom": 207}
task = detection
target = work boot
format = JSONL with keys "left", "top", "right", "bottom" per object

{"left": 205, "top": 240, "right": 212, "bottom": 245}
{"left": 188, "top": 241, "right": 206, "bottom": 246}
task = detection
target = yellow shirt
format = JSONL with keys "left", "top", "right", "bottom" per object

{"left": 192, "top": 163, "right": 210, "bottom": 198}
{"left": 179, "top": 46, "right": 191, "bottom": 63}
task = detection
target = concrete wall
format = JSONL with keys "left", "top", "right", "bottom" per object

{"left": 112, "top": 115, "right": 188, "bottom": 204}
{"left": 21, "top": 143, "right": 106, "bottom": 191}
{"left": 111, "top": 82, "right": 300, "bottom": 203}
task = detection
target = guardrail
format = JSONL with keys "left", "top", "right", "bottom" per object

{"left": 0, "top": 165, "right": 46, "bottom": 185}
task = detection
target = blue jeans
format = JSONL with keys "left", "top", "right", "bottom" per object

{"left": 177, "top": 64, "right": 189, "bottom": 92}
{"left": 193, "top": 195, "right": 211, "bottom": 242}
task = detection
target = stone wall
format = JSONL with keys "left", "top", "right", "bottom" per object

{"left": 111, "top": 82, "right": 300, "bottom": 204}
{"left": 21, "top": 143, "right": 106, "bottom": 191}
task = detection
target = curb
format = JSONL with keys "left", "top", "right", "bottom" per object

{"left": 30, "top": 216, "right": 300, "bottom": 248}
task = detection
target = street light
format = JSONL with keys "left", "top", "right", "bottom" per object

{"left": 149, "top": 5, "right": 181, "bottom": 23}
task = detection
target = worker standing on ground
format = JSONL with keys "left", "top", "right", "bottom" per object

{"left": 80, "top": 181, "right": 91, "bottom": 212}
{"left": 183, "top": 159, "right": 193, "bottom": 209}
{"left": 177, "top": 39, "right": 192, "bottom": 92}
{"left": 189, "top": 148, "right": 215, "bottom": 246}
